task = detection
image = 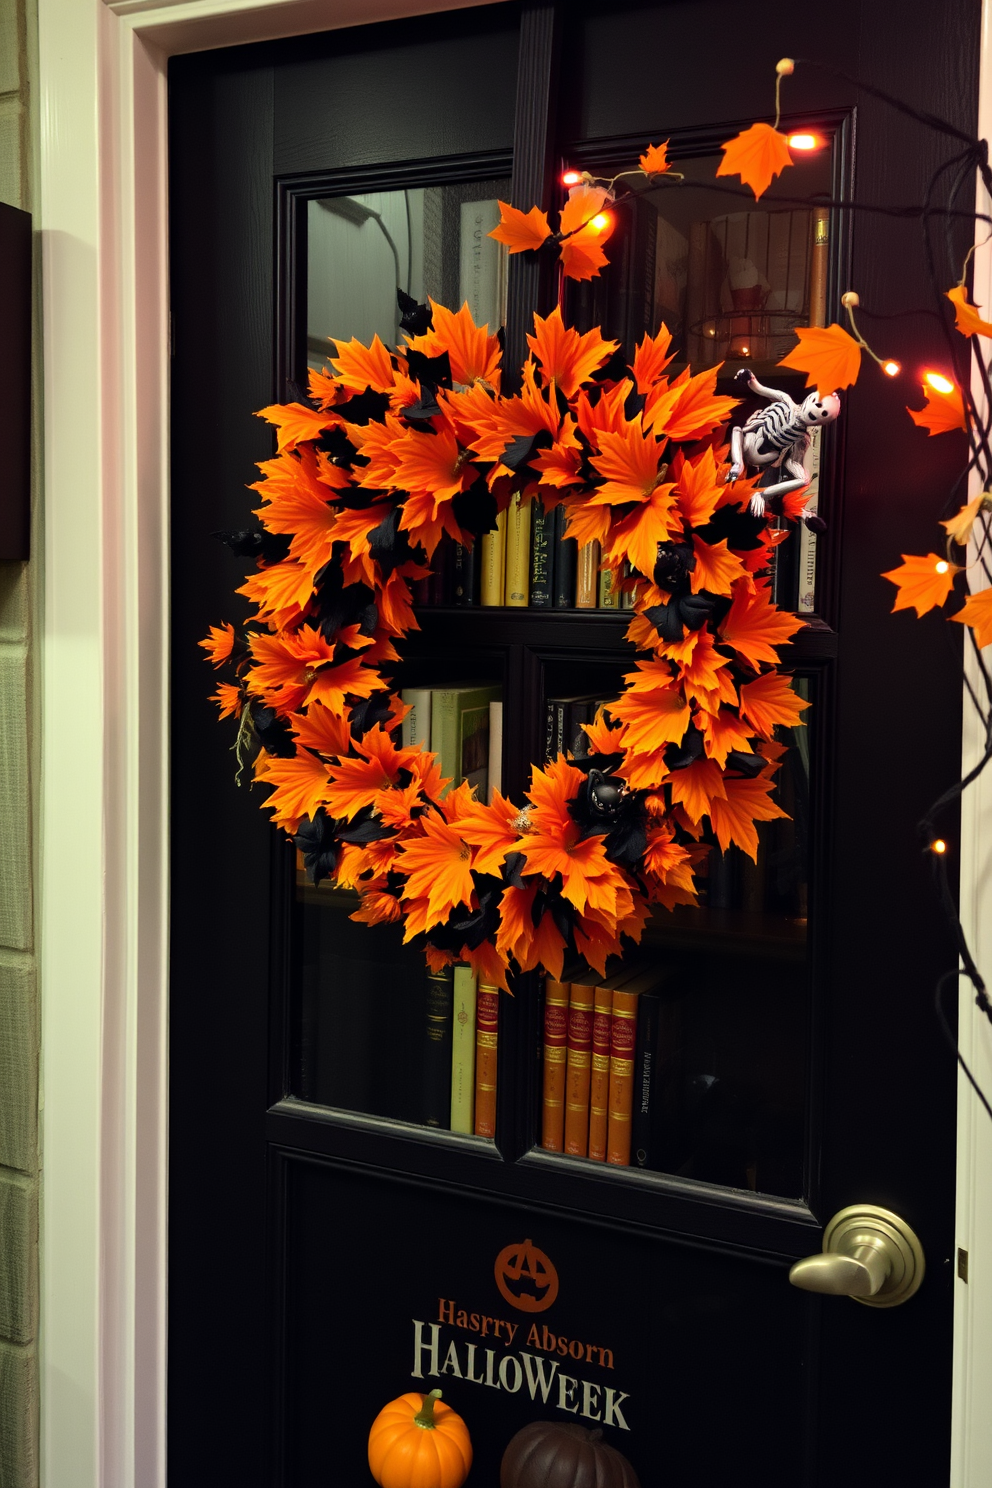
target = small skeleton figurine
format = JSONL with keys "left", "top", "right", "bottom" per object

{"left": 726, "top": 368, "right": 840, "bottom": 523}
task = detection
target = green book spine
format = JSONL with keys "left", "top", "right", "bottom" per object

{"left": 431, "top": 690, "right": 460, "bottom": 795}
{"left": 432, "top": 685, "right": 501, "bottom": 799}
{"left": 450, "top": 967, "right": 478, "bottom": 1133}
{"left": 423, "top": 966, "right": 454, "bottom": 1128}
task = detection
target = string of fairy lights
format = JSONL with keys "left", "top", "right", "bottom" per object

{"left": 553, "top": 59, "right": 992, "bottom": 1115}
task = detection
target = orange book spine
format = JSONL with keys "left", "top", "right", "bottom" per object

{"left": 564, "top": 984, "right": 595, "bottom": 1156}
{"left": 473, "top": 983, "right": 499, "bottom": 1137}
{"left": 809, "top": 211, "right": 829, "bottom": 328}
{"left": 575, "top": 541, "right": 600, "bottom": 609}
{"left": 587, "top": 986, "right": 614, "bottom": 1162}
{"left": 540, "top": 980, "right": 569, "bottom": 1151}
{"left": 606, "top": 990, "right": 638, "bottom": 1166}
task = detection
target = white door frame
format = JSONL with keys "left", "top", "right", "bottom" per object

{"left": 36, "top": 0, "right": 992, "bottom": 1483}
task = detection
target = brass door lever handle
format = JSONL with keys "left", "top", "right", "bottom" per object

{"left": 788, "top": 1204, "right": 925, "bottom": 1308}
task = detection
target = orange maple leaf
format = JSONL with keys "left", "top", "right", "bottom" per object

{"left": 709, "top": 774, "right": 788, "bottom": 860}
{"left": 589, "top": 419, "right": 669, "bottom": 503}
{"left": 559, "top": 185, "right": 614, "bottom": 281}
{"left": 350, "top": 891, "right": 403, "bottom": 928}
{"left": 255, "top": 401, "right": 336, "bottom": 454}
{"left": 907, "top": 382, "right": 967, "bottom": 435}
{"left": 952, "top": 586, "right": 992, "bottom": 647}
{"left": 200, "top": 622, "right": 237, "bottom": 668}
{"left": 698, "top": 707, "right": 753, "bottom": 769}
{"left": 247, "top": 626, "right": 336, "bottom": 714}
{"left": 304, "top": 656, "right": 381, "bottom": 715}
{"left": 673, "top": 448, "right": 723, "bottom": 528}
{"left": 405, "top": 300, "right": 502, "bottom": 387}
{"left": 942, "top": 493, "right": 992, "bottom": 548}
{"left": 738, "top": 670, "right": 810, "bottom": 735}
{"left": 778, "top": 323, "right": 861, "bottom": 390}
{"left": 690, "top": 534, "right": 748, "bottom": 596}
{"left": 610, "top": 681, "right": 691, "bottom": 754}
{"left": 254, "top": 748, "right": 331, "bottom": 833}
{"left": 329, "top": 501, "right": 396, "bottom": 585}
{"left": 719, "top": 579, "right": 804, "bottom": 667}
{"left": 393, "top": 423, "right": 477, "bottom": 505}
{"left": 645, "top": 364, "right": 738, "bottom": 441}
{"left": 631, "top": 324, "right": 675, "bottom": 393}
{"left": 329, "top": 334, "right": 396, "bottom": 395}
{"left": 668, "top": 756, "right": 727, "bottom": 824}
{"left": 290, "top": 700, "right": 353, "bottom": 759}
{"left": 489, "top": 201, "right": 553, "bottom": 254}
{"left": 237, "top": 559, "right": 314, "bottom": 626}
{"left": 397, "top": 814, "right": 476, "bottom": 929}
{"left": 947, "top": 284, "right": 992, "bottom": 338}
{"left": 210, "top": 682, "right": 242, "bottom": 720}
{"left": 457, "top": 791, "right": 522, "bottom": 876}
{"left": 526, "top": 307, "right": 618, "bottom": 399}
{"left": 307, "top": 365, "right": 347, "bottom": 411}
{"left": 603, "top": 482, "right": 680, "bottom": 576}
{"left": 324, "top": 727, "right": 420, "bottom": 820}
{"left": 639, "top": 141, "right": 670, "bottom": 176}
{"left": 716, "top": 122, "right": 793, "bottom": 200}
{"left": 881, "top": 553, "right": 960, "bottom": 616}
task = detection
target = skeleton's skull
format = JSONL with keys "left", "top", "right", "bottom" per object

{"left": 802, "top": 390, "right": 841, "bottom": 425}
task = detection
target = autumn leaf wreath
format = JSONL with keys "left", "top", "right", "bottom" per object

{"left": 201, "top": 301, "right": 810, "bottom": 989}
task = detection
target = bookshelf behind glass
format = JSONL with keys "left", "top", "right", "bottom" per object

{"left": 292, "top": 147, "right": 824, "bottom": 1204}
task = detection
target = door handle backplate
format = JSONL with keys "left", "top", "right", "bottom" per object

{"left": 788, "top": 1204, "right": 925, "bottom": 1308}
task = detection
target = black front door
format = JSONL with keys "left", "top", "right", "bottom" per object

{"left": 168, "top": 4, "right": 974, "bottom": 1483}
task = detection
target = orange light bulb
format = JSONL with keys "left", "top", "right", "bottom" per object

{"left": 935, "top": 560, "right": 950, "bottom": 574}
{"left": 590, "top": 212, "right": 611, "bottom": 232}
{"left": 787, "top": 132, "right": 821, "bottom": 151}
{"left": 932, "top": 839, "right": 948, "bottom": 855}
{"left": 883, "top": 360, "right": 901, "bottom": 377}
{"left": 561, "top": 170, "right": 582, "bottom": 187}
{"left": 925, "top": 371, "right": 955, "bottom": 395}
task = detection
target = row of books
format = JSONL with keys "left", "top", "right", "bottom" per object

{"left": 545, "top": 692, "right": 616, "bottom": 763}
{"left": 541, "top": 969, "right": 675, "bottom": 1170}
{"left": 423, "top": 965, "right": 499, "bottom": 1137}
{"left": 413, "top": 496, "right": 637, "bottom": 610}
{"left": 400, "top": 684, "right": 503, "bottom": 800}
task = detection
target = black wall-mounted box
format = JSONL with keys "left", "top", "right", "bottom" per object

{"left": 0, "top": 201, "right": 30, "bottom": 561}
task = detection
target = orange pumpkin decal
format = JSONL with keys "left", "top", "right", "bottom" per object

{"left": 368, "top": 1388, "right": 473, "bottom": 1488}
{"left": 494, "top": 1239, "right": 559, "bottom": 1313}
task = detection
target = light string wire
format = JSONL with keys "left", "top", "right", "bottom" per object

{"left": 556, "top": 62, "right": 992, "bottom": 1114}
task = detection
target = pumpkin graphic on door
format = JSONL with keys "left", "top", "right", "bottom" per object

{"left": 494, "top": 1240, "right": 559, "bottom": 1313}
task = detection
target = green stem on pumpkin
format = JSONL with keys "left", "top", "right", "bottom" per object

{"left": 413, "top": 1389, "right": 442, "bottom": 1429}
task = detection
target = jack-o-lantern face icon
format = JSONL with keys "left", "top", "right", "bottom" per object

{"left": 494, "top": 1239, "right": 559, "bottom": 1313}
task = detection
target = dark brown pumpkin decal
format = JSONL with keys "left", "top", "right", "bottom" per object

{"left": 500, "top": 1422, "right": 641, "bottom": 1488}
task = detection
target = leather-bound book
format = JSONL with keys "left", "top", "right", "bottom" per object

{"left": 530, "top": 498, "right": 555, "bottom": 607}
{"left": 473, "top": 982, "right": 499, "bottom": 1138}
{"left": 450, "top": 966, "right": 477, "bottom": 1134}
{"left": 575, "top": 540, "right": 600, "bottom": 609}
{"left": 606, "top": 988, "right": 638, "bottom": 1165}
{"left": 423, "top": 964, "right": 454, "bottom": 1128}
{"left": 564, "top": 983, "right": 595, "bottom": 1156}
{"left": 540, "top": 979, "right": 569, "bottom": 1151}
{"left": 504, "top": 488, "right": 531, "bottom": 606}
{"left": 587, "top": 985, "right": 614, "bottom": 1162}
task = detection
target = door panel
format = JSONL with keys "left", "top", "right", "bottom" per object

{"left": 168, "top": 3, "right": 977, "bottom": 1483}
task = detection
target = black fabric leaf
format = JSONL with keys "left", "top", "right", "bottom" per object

{"left": 294, "top": 810, "right": 339, "bottom": 887}
{"left": 214, "top": 529, "right": 292, "bottom": 565}
{"left": 397, "top": 288, "right": 433, "bottom": 337}
{"left": 250, "top": 704, "right": 296, "bottom": 758}
{"left": 406, "top": 347, "right": 452, "bottom": 389}
{"left": 452, "top": 475, "right": 498, "bottom": 537}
